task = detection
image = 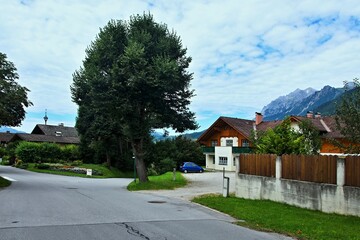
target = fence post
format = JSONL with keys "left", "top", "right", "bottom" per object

{"left": 276, "top": 155, "right": 282, "bottom": 179}
{"left": 236, "top": 155, "right": 240, "bottom": 174}
{"left": 337, "top": 156, "right": 346, "bottom": 187}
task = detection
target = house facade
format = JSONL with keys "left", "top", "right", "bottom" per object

{"left": 197, "top": 116, "right": 254, "bottom": 171}
{"left": 198, "top": 112, "right": 349, "bottom": 171}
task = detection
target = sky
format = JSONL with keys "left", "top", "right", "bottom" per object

{"left": 1, "top": 0, "right": 360, "bottom": 133}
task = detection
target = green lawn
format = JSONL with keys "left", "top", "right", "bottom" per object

{"left": 0, "top": 176, "right": 11, "bottom": 188}
{"left": 192, "top": 194, "right": 360, "bottom": 240}
{"left": 26, "top": 163, "right": 133, "bottom": 178}
{"left": 127, "top": 172, "right": 187, "bottom": 191}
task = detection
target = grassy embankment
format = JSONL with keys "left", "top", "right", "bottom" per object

{"left": 193, "top": 194, "right": 360, "bottom": 240}
{"left": 127, "top": 171, "right": 187, "bottom": 191}
{"left": 0, "top": 176, "right": 11, "bottom": 188}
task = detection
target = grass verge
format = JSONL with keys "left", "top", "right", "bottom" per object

{"left": 192, "top": 194, "right": 360, "bottom": 240}
{"left": 0, "top": 176, "right": 11, "bottom": 188}
{"left": 127, "top": 172, "right": 187, "bottom": 191}
{"left": 26, "top": 163, "right": 133, "bottom": 178}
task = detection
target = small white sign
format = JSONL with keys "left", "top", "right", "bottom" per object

{"left": 86, "top": 169, "right": 92, "bottom": 176}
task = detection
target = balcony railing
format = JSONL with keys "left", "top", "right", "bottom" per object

{"left": 232, "top": 147, "right": 253, "bottom": 154}
{"left": 202, "top": 147, "right": 215, "bottom": 153}
{"left": 202, "top": 146, "right": 252, "bottom": 154}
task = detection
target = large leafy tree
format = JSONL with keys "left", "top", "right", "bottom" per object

{"left": 71, "top": 14, "right": 197, "bottom": 182}
{"left": 0, "top": 52, "right": 32, "bottom": 126}
{"left": 335, "top": 78, "right": 360, "bottom": 153}
{"left": 253, "top": 117, "right": 321, "bottom": 155}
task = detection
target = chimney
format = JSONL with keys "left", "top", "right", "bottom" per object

{"left": 306, "top": 111, "right": 313, "bottom": 119}
{"left": 255, "top": 112, "right": 263, "bottom": 125}
{"left": 315, "top": 112, "right": 321, "bottom": 119}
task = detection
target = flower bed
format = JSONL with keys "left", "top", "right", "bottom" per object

{"left": 35, "top": 163, "right": 103, "bottom": 176}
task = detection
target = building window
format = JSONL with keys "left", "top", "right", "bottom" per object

{"left": 219, "top": 157, "right": 228, "bottom": 165}
{"left": 233, "top": 158, "right": 236, "bottom": 166}
{"left": 211, "top": 140, "right": 218, "bottom": 146}
{"left": 212, "top": 156, "right": 215, "bottom": 164}
{"left": 226, "top": 140, "right": 233, "bottom": 146}
{"left": 241, "top": 139, "right": 250, "bottom": 147}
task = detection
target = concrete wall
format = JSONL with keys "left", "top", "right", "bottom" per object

{"left": 235, "top": 156, "right": 360, "bottom": 217}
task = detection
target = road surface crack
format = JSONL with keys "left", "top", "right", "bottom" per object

{"left": 116, "top": 223, "right": 154, "bottom": 240}
{"left": 119, "top": 223, "right": 150, "bottom": 240}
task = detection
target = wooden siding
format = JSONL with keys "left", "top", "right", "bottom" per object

{"left": 282, "top": 154, "right": 337, "bottom": 184}
{"left": 345, "top": 156, "right": 360, "bottom": 187}
{"left": 201, "top": 127, "right": 249, "bottom": 147}
{"left": 239, "top": 154, "right": 276, "bottom": 177}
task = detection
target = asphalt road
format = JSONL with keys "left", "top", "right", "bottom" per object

{"left": 0, "top": 166, "right": 293, "bottom": 240}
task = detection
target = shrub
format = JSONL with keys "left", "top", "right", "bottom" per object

{"left": 1, "top": 155, "right": 10, "bottom": 165}
{"left": 35, "top": 163, "right": 51, "bottom": 169}
{"left": 70, "top": 160, "right": 83, "bottom": 166}
{"left": 61, "top": 145, "right": 80, "bottom": 161}
{"left": 15, "top": 142, "right": 79, "bottom": 163}
{"left": 157, "top": 158, "right": 176, "bottom": 175}
{"left": 15, "top": 142, "right": 41, "bottom": 163}
{"left": 15, "top": 159, "right": 28, "bottom": 169}
{"left": 5, "top": 141, "right": 21, "bottom": 165}
{"left": 39, "top": 143, "right": 61, "bottom": 162}
{"left": 0, "top": 147, "right": 6, "bottom": 157}
{"left": 147, "top": 163, "right": 159, "bottom": 176}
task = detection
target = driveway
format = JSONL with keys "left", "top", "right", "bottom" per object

{"left": 139, "top": 171, "right": 236, "bottom": 200}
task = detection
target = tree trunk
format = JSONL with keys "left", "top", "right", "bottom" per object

{"left": 105, "top": 149, "right": 111, "bottom": 167}
{"left": 132, "top": 138, "right": 148, "bottom": 182}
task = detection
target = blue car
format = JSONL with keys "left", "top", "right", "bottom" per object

{"left": 180, "top": 162, "right": 204, "bottom": 173}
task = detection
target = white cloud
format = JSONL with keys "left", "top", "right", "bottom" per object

{"left": 1, "top": 0, "right": 360, "bottom": 132}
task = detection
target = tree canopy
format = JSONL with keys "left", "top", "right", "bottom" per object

{"left": 252, "top": 117, "right": 321, "bottom": 155}
{"left": 335, "top": 78, "right": 360, "bottom": 153}
{"left": 71, "top": 13, "right": 197, "bottom": 182}
{"left": 0, "top": 52, "right": 32, "bottom": 126}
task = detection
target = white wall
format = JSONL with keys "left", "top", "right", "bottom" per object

{"left": 214, "top": 146, "right": 235, "bottom": 171}
{"left": 220, "top": 137, "right": 238, "bottom": 146}
{"left": 205, "top": 154, "right": 215, "bottom": 169}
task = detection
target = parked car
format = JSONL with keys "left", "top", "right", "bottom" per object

{"left": 180, "top": 162, "right": 204, "bottom": 173}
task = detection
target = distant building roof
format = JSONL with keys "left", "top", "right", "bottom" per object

{"left": 14, "top": 133, "right": 80, "bottom": 145}
{"left": 0, "top": 132, "right": 16, "bottom": 143}
{"left": 31, "top": 124, "right": 78, "bottom": 137}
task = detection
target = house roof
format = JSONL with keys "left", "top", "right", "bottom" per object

{"left": 31, "top": 124, "right": 78, "bottom": 137}
{"left": 0, "top": 132, "right": 16, "bottom": 143}
{"left": 197, "top": 114, "right": 344, "bottom": 144}
{"left": 14, "top": 133, "right": 80, "bottom": 144}
{"left": 197, "top": 116, "right": 255, "bottom": 143}
{"left": 256, "top": 120, "right": 283, "bottom": 132}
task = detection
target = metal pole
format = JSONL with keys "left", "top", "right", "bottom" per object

{"left": 133, "top": 155, "right": 136, "bottom": 183}
{"left": 173, "top": 168, "right": 176, "bottom": 181}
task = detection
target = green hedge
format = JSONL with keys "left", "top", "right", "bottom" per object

{"left": 15, "top": 142, "right": 80, "bottom": 163}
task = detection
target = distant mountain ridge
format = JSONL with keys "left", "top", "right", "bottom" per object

{"left": 0, "top": 126, "right": 25, "bottom": 133}
{"left": 261, "top": 87, "right": 316, "bottom": 120}
{"left": 261, "top": 85, "right": 346, "bottom": 120}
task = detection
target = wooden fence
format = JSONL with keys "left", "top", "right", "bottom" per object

{"left": 281, "top": 154, "right": 337, "bottom": 184}
{"left": 345, "top": 156, "right": 360, "bottom": 187}
{"left": 238, "top": 154, "right": 360, "bottom": 186}
{"left": 239, "top": 154, "right": 276, "bottom": 177}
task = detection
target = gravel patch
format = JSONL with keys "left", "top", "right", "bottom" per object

{"left": 139, "top": 171, "right": 236, "bottom": 200}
